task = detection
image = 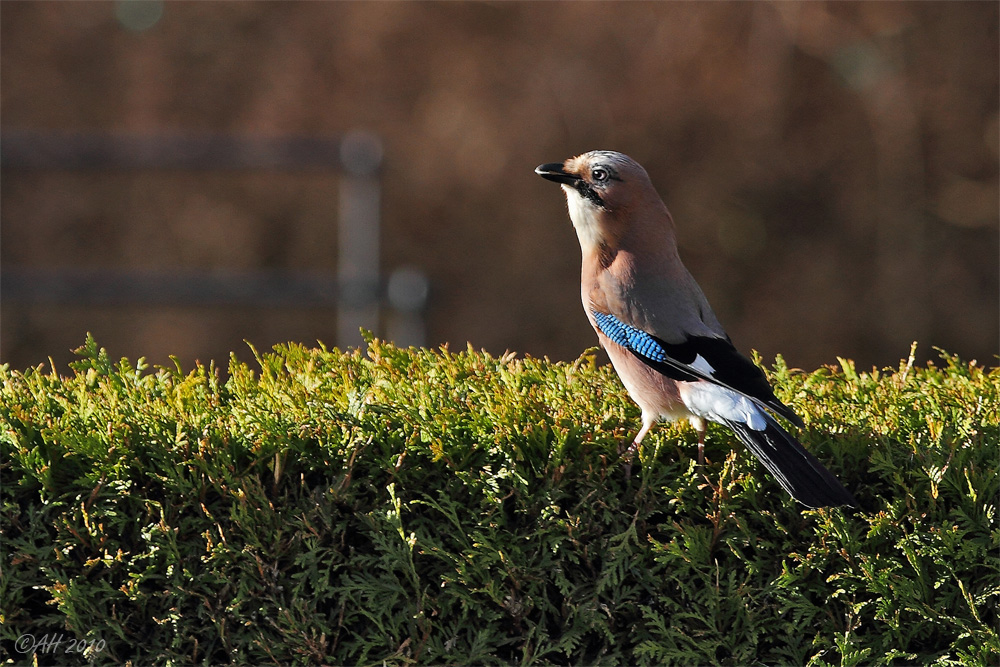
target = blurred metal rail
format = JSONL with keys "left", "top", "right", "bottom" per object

{"left": 0, "top": 130, "right": 348, "bottom": 170}
{"left": 1, "top": 129, "right": 428, "bottom": 348}
{"left": 1, "top": 267, "right": 342, "bottom": 308}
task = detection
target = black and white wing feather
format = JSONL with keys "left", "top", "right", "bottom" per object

{"left": 592, "top": 310, "right": 802, "bottom": 426}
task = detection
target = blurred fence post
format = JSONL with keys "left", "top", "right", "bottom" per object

{"left": 337, "top": 130, "right": 384, "bottom": 349}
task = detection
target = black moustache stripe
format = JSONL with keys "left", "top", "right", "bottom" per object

{"left": 577, "top": 182, "right": 606, "bottom": 209}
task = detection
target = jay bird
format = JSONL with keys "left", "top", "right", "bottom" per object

{"left": 536, "top": 150, "right": 856, "bottom": 508}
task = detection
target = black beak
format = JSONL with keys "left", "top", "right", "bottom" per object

{"left": 535, "top": 162, "right": 580, "bottom": 186}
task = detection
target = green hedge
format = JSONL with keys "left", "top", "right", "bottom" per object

{"left": 2, "top": 335, "right": 997, "bottom": 665}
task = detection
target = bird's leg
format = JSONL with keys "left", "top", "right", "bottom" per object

{"left": 689, "top": 416, "right": 707, "bottom": 465}
{"left": 617, "top": 435, "right": 638, "bottom": 479}
{"left": 620, "top": 415, "right": 655, "bottom": 478}
{"left": 618, "top": 437, "right": 639, "bottom": 460}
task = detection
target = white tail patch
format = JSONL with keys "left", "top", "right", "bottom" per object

{"left": 679, "top": 381, "right": 766, "bottom": 431}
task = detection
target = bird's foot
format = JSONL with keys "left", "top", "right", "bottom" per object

{"left": 618, "top": 438, "right": 639, "bottom": 479}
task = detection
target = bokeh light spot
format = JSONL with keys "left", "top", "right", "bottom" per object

{"left": 115, "top": 0, "right": 164, "bottom": 33}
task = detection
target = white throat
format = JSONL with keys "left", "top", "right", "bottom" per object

{"left": 563, "top": 186, "right": 603, "bottom": 250}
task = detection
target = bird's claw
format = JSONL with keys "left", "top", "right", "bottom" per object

{"left": 618, "top": 438, "right": 639, "bottom": 479}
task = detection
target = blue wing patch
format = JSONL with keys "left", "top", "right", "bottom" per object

{"left": 592, "top": 311, "right": 699, "bottom": 383}
{"left": 592, "top": 311, "right": 669, "bottom": 363}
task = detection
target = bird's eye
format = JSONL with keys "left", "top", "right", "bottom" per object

{"left": 591, "top": 167, "right": 609, "bottom": 183}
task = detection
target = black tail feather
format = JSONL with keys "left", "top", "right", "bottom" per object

{"left": 724, "top": 417, "right": 856, "bottom": 509}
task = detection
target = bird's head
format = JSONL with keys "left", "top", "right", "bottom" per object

{"left": 535, "top": 150, "right": 669, "bottom": 252}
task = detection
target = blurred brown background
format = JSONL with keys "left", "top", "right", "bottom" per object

{"left": 2, "top": 1, "right": 997, "bottom": 373}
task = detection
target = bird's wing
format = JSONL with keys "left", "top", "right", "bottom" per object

{"left": 591, "top": 310, "right": 803, "bottom": 427}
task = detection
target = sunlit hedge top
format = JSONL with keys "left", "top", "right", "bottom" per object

{"left": 2, "top": 336, "right": 997, "bottom": 665}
